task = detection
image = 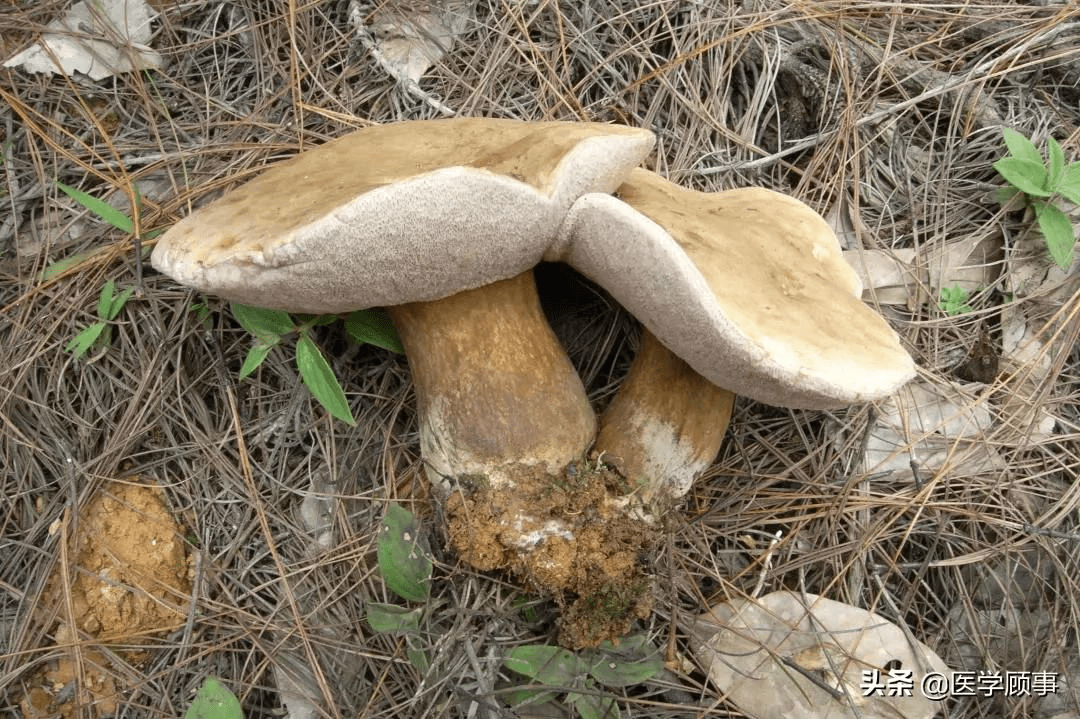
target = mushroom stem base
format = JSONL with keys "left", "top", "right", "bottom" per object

{"left": 596, "top": 328, "right": 735, "bottom": 504}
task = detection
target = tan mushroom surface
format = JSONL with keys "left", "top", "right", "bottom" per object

{"left": 557, "top": 168, "right": 915, "bottom": 502}
{"left": 151, "top": 118, "right": 658, "bottom": 647}
{"left": 153, "top": 118, "right": 653, "bottom": 314}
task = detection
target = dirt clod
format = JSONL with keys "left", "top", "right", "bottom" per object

{"left": 20, "top": 479, "right": 192, "bottom": 719}
{"left": 444, "top": 460, "right": 655, "bottom": 648}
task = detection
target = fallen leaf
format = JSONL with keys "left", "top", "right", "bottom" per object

{"left": 3, "top": 0, "right": 163, "bottom": 80}
{"left": 693, "top": 591, "right": 951, "bottom": 719}
{"left": 843, "top": 248, "right": 921, "bottom": 306}
{"left": 865, "top": 379, "right": 1003, "bottom": 479}
{"left": 353, "top": 0, "right": 473, "bottom": 84}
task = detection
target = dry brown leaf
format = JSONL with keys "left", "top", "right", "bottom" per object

{"left": 693, "top": 591, "right": 950, "bottom": 719}
{"left": 354, "top": 0, "right": 473, "bottom": 84}
{"left": 3, "top": 0, "right": 163, "bottom": 80}
{"left": 864, "top": 379, "right": 1003, "bottom": 478}
{"left": 843, "top": 248, "right": 921, "bottom": 307}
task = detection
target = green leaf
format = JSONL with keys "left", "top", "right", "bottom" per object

{"left": 992, "top": 186, "right": 1023, "bottom": 207}
{"left": 39, "top": 248, "right": 104, "bottom": 281}
{"left": 238, "top": 343, "right": 275, "bottom": 380}
{"left": 505, "top": 687, "right": 560, "bottom": 708}
{"left": 185, "top": 677, "right": 243, "bottom": 719}
{"left": 105, "top": 287, "right": 135, "bottom": 320}
{"left": 994, "top": 157, "right": 1051, "bottom": 197}
{"left": 366, "top": 602, "right": 422, "bottom": 633}
{"left": 1001, "top": 128, "right": 1043, "bottom": 165}
{"left": 97, "top": 279, "right": 116, "bottom": 318}
{"left": 938, "top": 285, "right": 972, "bottom": 316}
{"left": 1058, "top": 164, "right": 1080, "bottom": 205}
{"left": 1033, "top": 202, "right": 1076, "bottom": 270}
{"left": 307, "top": 314, "right": 340, "bottom": 327}
{"left": 570, "top": 691, "right": 618, "bottom": 719}
{"left": 230, "top": 303, "right": 295, "bottom": 341}
{"left": 190, "top": 301, "right": 212, "bottom": 329}
{"left": 585, "top": 636, "right": 663, "bottom": 687}
{"left": 66, "top": 322, "right": 107, "bottom": 358}
{"left": 1047, "top": 137, "right": 1066, "bottom": 189}
{"left": 505, "top": 646, "right": 583, "bottom": 686}
{"left": 406, "top": 638, "right": 430, "bottom": 675}
{"left": 940, "top": 285, "right": 967, "bottom": 303}
{"left": 377, "top": 503, "right": 432, "bottom": 603}
{"left": 296, "top": 334, "right": 355, "bottom": 425}
{"left": 344, "top": 309, "right": 404, "bottom": 354}
{"left": 56, "top": 181, "right": 134, "bottom": 234}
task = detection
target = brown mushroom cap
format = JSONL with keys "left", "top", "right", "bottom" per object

{"left": 151, "top": 118, "right": 655, "bottom": 313}
{"left": 557, "top": 168, "right": 915, "bottom": 410}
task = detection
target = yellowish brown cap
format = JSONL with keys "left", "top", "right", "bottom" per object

{"left": 557, "top": 168, "right": 915, "bottom": 409}
{"left": 151, "top": 118, "right": 655, "bottom": 313}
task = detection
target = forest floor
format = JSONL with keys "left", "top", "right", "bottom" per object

{"left": 2, "top": 1, "right": 1079, "bottom": 717}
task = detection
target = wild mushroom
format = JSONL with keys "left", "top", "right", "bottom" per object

{"left": 151, "top": 118, "right": 655, "bottom": 569}
{"left": 556, "top": 168, "right": 916, "bottom": 504}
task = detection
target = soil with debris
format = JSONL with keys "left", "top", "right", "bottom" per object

{"left": 444, "top": 461, "right": 655, "bottom": 648}
{"left": 19, "top": 481, "right": 191, "bottom": 718}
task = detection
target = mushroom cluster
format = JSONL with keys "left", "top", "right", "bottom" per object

{"left": 151, "top": 118, "right": 915, "bottom": 646}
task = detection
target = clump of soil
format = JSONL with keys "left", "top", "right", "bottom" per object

{"left": 444, "top": 459, "right": 656, "bottom": 648}
{"left": 20, "top": 479, "right": 192, "bottom": 719}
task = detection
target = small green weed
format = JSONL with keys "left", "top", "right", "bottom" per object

{"left": 49, "top": 180, "right": 403, "bottom": 422}
{"left": 938, "top": 285, "right": 973, "bottom": 316}
{"left": 231, "top": 303, "right": 402, "bottom": 426}
{"left": 65, "top": 278, "right": 134, "bottom": 358}
{"left": 53, "top": 181, "right": 156, "bottom": 357}
{"left": 45, "top": 181, "right": 164, "bottom": 281}
{"left": 56, "top": 181, "right": 139, "bottom": 235}
{"left": 366, "top": 503, "right": 434, "bottom": 674}
{"left": 993, "top": 128, "right": 1080, "bottom": 270}
{"left": 185, "top": 677, "right": 243, "bottom": 719}
{"left": 503, "top": 634, "right": 663, "bottom": 719}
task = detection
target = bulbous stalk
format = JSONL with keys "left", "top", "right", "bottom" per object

{"left": 387, "top": 270, "right": 596, "bottom": 564}
{"left": 596, "top": 328, "right": 734, "bottom": 505}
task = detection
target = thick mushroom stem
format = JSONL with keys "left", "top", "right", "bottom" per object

{"left": 386, "top": 270, "right": 596, "bottom": 495}
{"left": 596, "top": 329, "right": 734, "bottom": 504}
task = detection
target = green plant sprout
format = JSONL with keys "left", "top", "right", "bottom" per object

{"left": 185, "top": 677, "right": 243, "bottom": 719}
{"left": 503, "top": 634, "right": 663, "bottom": 719}
{"left": 54, "top": 180, "right": 170, "bottom": 359}
{"left": 938, "top": 285, "right": 973, "bottom": 316}
{"left": 993, "top": 128, "right": 1080, "bottom": 270}
{"left": 230, "top": 303, "right": 403, "bottom": 426}
{"left": 56, "top": 181, "right": 139, "bottom": 235}
{"left": 366, "top": 502, "right": 434, "bottom": 674}
{"left": 45, "top": 181, "right": 165, "bottom": 281}
{"left": 54, "top": 180, "right": 153, "bottom": 357}
{"left": 65, "top": 278, "right": 134, "bottom": 358}
{"left": 50, "top": 180, "right": 403, "bottom": 422}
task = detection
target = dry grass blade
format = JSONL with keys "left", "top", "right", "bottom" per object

{"left": 2, "top": 1, "right": 1079, "bottom": 718}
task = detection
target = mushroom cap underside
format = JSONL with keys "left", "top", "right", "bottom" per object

{"left": 557, "top": 168, "right": 916, "bottom": 409}
{"left": 151, "top": 118, "right": 654, "bottom": 313}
